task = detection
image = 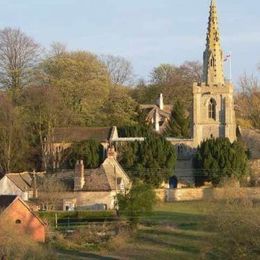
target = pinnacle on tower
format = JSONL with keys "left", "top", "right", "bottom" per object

{"left": 203, "top": 0, "right": 225, "bottom": 85}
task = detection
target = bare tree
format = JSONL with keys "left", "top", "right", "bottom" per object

{"left": 38, "top": 175, "right": 67, "bottom": 210}
{"left": 0, "top": 27, "right": 40, "bottom": 90}
{"left": 49, "top": 41, "right": 67, "bottom": 57}
{"left": 236, "top": 73, "right": 260, "bottom": 129}
{"left": 100, "top": 55, "right": 134, "bottom": 86}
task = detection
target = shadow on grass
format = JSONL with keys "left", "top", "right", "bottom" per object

{"left": 136, "top": 234, "right": 200, "bottom": 254}
{"left": 142, "top": 228, "right": 208, "bottom": 241}
{"left": 56, "top": 248, "right": 118, "bottom": 260}
{"left": 141, "top": 211, "right": 206, "bottom": 231}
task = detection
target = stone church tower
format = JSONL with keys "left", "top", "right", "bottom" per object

{"left": 193, "top": 0, "right": 236, "bottom": 146}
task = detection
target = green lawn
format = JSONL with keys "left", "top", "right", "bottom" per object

{"left": 55, "top": 201, "right": 260, "bottom": 259}
{"left": 105, "top": 201, "right": 214, "bottom": 260}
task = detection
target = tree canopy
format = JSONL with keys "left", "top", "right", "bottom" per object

{"left": 118, "top": 128, "right": 176, "bottom": 187}
{"left": 116, "top": 181, "right": 156, "bottom": 225}
{"left": 193, "top": 138, "right": 249, "bottom": 186}
{"left": 65, "top": 140, "right": 104, "bottom": 169}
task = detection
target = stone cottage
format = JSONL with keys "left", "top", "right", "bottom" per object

{"left": 55, "top": 149, "right": 131, "bottom": 210}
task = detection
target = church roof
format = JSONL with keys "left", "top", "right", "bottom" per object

{"left": 51, "top": 127, "right": 113, "bottom": 143}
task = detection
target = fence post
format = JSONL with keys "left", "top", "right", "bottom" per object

{"left": 55, "top": 213, "right": 58, "bottom": 229}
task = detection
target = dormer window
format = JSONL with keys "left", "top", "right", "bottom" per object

{"left": 208, "top": 98, "right": 216, "bottom": 120}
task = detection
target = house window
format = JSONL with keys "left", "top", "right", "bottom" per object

{"left": 208, "top": 98, "right": 216, "bottom": 120}
{"left": 15, "top": 219, "right": 22, "bottom": 224}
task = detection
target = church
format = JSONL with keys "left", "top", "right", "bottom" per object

{"left": 143, "top": 0, "right": 236, "bottom": 145}
{"left": 45, "top": 0, "right": 238, "bottom": 186}
{"left": 137, "top": 0, "right": 237, "bottom": 185}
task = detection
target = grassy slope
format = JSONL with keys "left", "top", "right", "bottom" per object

{"left": 107, "top": 201, "right": 213, "bottom": 260}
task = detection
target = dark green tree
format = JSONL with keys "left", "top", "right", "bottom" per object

{"left": 118, "top": 124, "right": 152, "bottom": 138}
{"left": 116, "top": 181, "right": 156, "bottom": 226}
{"left": 194, "top": 138, "right": 249, "bottom": 186}
{"left": 164, "top": 99, "right": 190, "bottom": 138}
{"left": 65, "top": 140, "right": 104, "bottom": 169}
{"left": 118, "top": 128, "right": 176, "bottom": 187}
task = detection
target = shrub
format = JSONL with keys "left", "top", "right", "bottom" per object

{"left": 116, "top": 181, "right": 156, "bottom": 226}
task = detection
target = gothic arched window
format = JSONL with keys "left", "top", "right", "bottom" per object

{"left": 208, "top": 98, "right": 216, "bottom": 120}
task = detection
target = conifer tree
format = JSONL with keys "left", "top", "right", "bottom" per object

{"left": 118, "top": 128, "right": 176, "bottom": 187}
{"left": 65, "top": 140, "right": 103, "bottom": 169}
{"left": 164, "top": 99, "right": 189, "bottom": 138}
{"left": 194, "top": 138, "right": 249, "bottom": 186}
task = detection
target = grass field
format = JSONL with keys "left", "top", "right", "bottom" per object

{"left": 56, "top": 200, "right": 260, "bottom": 259}
{"left": 105, "top": 201, "right": 213, "bottom": 260}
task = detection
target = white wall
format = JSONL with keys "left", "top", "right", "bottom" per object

{"left": 0, "top": 176, "right": 28, "bottom": 201}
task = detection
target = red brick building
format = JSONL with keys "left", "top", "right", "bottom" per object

{"left": 0, "top": 195, "right": 46, "bottom": 242}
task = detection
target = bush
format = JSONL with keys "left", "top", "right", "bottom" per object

{"left": 116, "top": 181, "right": 156, "bottom": 226}
{"left": 39, "top": 210, "right": 116, "bottom": 226}
{"left": 194, "top": 138, "right": 249, "bottom": 186}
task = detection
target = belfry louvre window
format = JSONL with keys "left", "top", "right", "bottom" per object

{"left": 208, "top": 98, "right": 216, "bottom": 120}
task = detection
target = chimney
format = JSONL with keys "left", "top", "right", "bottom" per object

{"left": 155, "top": 109, "right": 160, "bottom": 132}
{"left": 107, "top": 146, "right": 117, "bottom": 159}
{"left": 157, "top": 93, "right": 164, "bottom": 110}
{"left": 74, "top": 160, "right": 85, "bottom": 191}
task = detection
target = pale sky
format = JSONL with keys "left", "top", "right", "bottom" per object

{"left": 0, "top": 0, "right": 259, "bottom": 87}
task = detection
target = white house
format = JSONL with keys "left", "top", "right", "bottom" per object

{"left": 0, "top": 172, "right": 37, "bottom": 201}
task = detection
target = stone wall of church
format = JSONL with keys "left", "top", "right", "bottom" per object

{"left": 193, "top": 82, "right": 236, "bottom": 146}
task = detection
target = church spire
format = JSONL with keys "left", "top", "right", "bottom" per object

{"left": 203, "top": 0, "right": 225, "bottom": 85}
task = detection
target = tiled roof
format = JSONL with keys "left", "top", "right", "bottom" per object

{"left": 56, "top": 158, "right": 131, "bottom": 192}
{"left": 140, "top": 104, "right": 173, "bottom": 114}
{"left": 0, "top": 195, "right": 17, "bottom": 209}
{"left": 6, "top": 172, "right": 32, "bottom": 192}
{"left": 83, "top": 168, "right": 111, "bottom": 191}
{"left": 52, "top": 127, "right": 113, "bottom": 143}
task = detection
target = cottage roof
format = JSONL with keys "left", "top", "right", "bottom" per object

{"left": 6, "top": 172, "right": 32, "bottom": 192}
{"left": 83, "top": 167, "right": 111, "bottom": 191}
{"left": 56, "top": 157, "right": 131, "bottom": 192}
{"left": 51, "top": 127, "right": 113, "bottom": 143}
{"left": 140, "top": 104, "right": 173, "bottom": 114}
{"left": 0, "top": 195, "right": 17, "bottom": 209}
{"left": 140, "top": 104, "right": 172, "bottom": 122}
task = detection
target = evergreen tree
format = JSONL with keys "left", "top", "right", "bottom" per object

{"left": 118, "top": 128, "right": 176, "bottom": 187}
{"left": 65, "top": 140, "right": 103, "bottom": 169}
{"left": 164, "top": 99, "right": 190, "bottom": 138}
{"left": 194, "top": 138, "right": 249, "bottom": 186}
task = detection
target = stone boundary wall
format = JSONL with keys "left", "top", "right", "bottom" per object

{"left": 155, "top": 188, "right": 260, "bottom": 202}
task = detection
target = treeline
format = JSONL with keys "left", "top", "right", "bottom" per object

{"left": 0, "top": 27, "right": 200, "bottom": 173}
{"left": 0, "top": 27, "right": 259, "bottom": 173}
